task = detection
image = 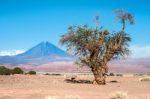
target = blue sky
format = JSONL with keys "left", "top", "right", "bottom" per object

{"left": 0, "top": 0, "right": 150, "bottom": 57}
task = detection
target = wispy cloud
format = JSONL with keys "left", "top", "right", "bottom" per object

{"left": 0, "top": 50, "right": 25, "bottom": 56}
{"left": 130, "top": 45, "right": 150, "bottom": 58}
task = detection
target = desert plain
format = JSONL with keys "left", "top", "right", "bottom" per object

{"left": 0, "top": 74, "right": 149, "bottom": 99}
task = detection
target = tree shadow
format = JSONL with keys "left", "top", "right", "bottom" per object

{"left": 65, "top": 79, "right": 93, "bottom": 84}
{"left": 109, "top": 80, "right": 119, "bottom": 83}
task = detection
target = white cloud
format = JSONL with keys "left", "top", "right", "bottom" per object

{"left": 130, "top": 45, "right": 150, "bottom": 58}
{"left": 0, "top": 50, "right": 25, "bottom": 56}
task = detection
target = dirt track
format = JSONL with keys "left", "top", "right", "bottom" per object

{"left": 0, "top": 75, "right": 149, "bottom": 99}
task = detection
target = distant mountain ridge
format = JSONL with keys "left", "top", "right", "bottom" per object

{"left": 0, "top": 41, "right": 149, "bottom": 73}
{"left": 0, "top": 41, "right": 73, "bottom": 65}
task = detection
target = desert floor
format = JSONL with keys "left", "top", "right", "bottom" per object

{"left": 0, "top": 74, "right": 149, "bottom": 99}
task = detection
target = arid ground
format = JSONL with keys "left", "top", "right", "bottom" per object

{"left": 0, "top": 74, "right": 149, "bottom": 99}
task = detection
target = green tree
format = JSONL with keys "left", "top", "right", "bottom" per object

{"left": 0, "top": 66, "right": 12, "bottom": 75}
{"left": 28, "top": 71, "right": 36, "bottom": 75}
{"left": 12, "top": 67, "right": 24, "bottom": 74}
{"left": 60, "top": 10, "right": 134, "bottom": 85}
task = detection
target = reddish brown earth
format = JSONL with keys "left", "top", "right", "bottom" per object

{"left": 0, "top": 75, "right": 149, "bottom": 99}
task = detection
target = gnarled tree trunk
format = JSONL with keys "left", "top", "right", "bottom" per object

{"left": 91, "top": 64, "right": 108, "bottom": 85}
{"left": 88, "top": 31, "right": 109, "bottom": 85}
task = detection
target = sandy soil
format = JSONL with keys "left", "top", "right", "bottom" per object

{"left": 0, "top": 74, "right": 149, "bottom": 99}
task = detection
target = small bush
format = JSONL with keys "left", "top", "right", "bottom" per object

{"left": 0, "top": 66, "right": 25, "bottom": 75}
{"left": 45, "top": 73, "right": 50, "bottom": 75}
{"left": 140, "top": 77, "right": 150, "bottom": 81}
{"left": 116, "top": 74, "right": 123, "bottom": 77}
{"left": 134, "top": 74, "right": 144, "bottom": 76}
{"left": 110, "top": 91, "right": 127, "bottom": 99}
{"left": 51, "top": 73, "right": 61, "bottom": 76}
{"left": 109, "top": 73, "right": 115, "bottom": 76}
{"left": 12, "top": 67, "right": 24, "bottom": 74}
{"left": 0, "top": 66, "right": 12, "bottom": 75}
{"left": 44, "top": 73, "right": 61, "bottom": 76}
{"left": 28, "top": 71, "right": 36, "bottom": 75}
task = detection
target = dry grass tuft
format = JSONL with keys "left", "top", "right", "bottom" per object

{"left": 140, "top": 77, "right": 150, "bottom": 81}
{"left": 110, "top": 91, "right": 127, "bottom": 99}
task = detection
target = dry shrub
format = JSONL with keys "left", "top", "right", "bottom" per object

{"left": 65, "top": 95, "right": 80, "bottom": 99}
{"left": 116, "top": 74, "right": 123, "bottom": 77}
{"left": 140, "top": 77, "right": 150, "bottom": 81}
{"left": 109, "top": 73, "right": 115, "bottom": 76}
{"left": 110, "top": 91, "right": 127, "bottom": 99}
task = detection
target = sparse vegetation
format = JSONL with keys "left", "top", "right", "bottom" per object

{"left": 109, "top": 73, "right": 115, "bottom": 76}
{"left": 12, "top": 67, "right": 24, "bottom": 74}
{"left": 0, "top": 66, "right": 24, "bottom": 75}
{"left": 45, "top": 73, "right": 50, "bottom": 75}
{"left": 134, "top": 74, "right": 144, "bottom": 76}
{"left": 110, "top": 91, "right": 127, "bottom": 99}
{"left": 0, "top": 66, "right": 12, "bottom": 75}
{"left": 27, "top": 70, "right": 36, "bottom": 75}
{"left": 51, "top": 73, "right": 61, "bottom": 76}
{"left": 140, "top": 77, "right": 150, "bottom": 81}
{"left": 0, "top": 66, "right": 38, "bottom": 76}
{"left": 44, "top": 73, "right": 61, "bottom": 76}
{"left": 116, "top": 74, "right": 123, "bottom": 77}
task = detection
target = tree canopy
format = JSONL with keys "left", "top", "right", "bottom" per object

{"left": 60, "top": 23, "right": 132, "bottom": 68}
{"left": 60, "top": 10, "right": 134, "bottom": 84}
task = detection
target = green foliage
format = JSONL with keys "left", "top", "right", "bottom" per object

{"left": 60, "top": 25, "right": 100, "bottom": 56}
{"left": 28, "top": 71, "right": 36, "bottom": 75}
{"left": 116, "top": 9, "right": 134, "bottom": 24}
{"left": 0, "top": 66, "right": 24, "bottom": 75}
{"left": 115, "top": 9, "right": 134, "bottom": 30}
{"left": 12, "top": 67, "right": 24, "bottom": 74}
{"left": 0, "top": 66, "right": 12, "bottom": 75}
{"left": 106, "top": 31, "right": 131, "bottom": 59}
